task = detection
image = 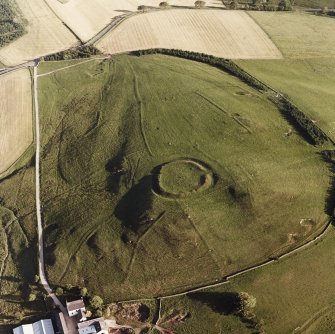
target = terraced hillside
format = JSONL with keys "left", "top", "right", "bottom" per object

{"left": 38, "top": 54, "right": 331, "bottom": 301}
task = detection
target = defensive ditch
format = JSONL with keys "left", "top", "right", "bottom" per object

{"left": 152, "top": 158, "right": 216, "bottom": 199}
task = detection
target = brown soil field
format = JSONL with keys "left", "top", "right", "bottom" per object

{"left": 0, "top": 69, "right": 33, "bottom": 175}
{"left": 44, "top": 0, "right": 225, "bottom": 42}
{"left": 0, "top": 0, "right": 77, "bottom": 66}
{"left": 95, "top": 10, "right": 282, "bottom": 59}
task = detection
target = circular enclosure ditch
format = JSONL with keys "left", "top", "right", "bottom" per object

{"left": 152, "top": 159, "right": 216, "bottom": 199}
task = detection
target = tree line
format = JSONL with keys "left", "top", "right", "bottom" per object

{"left": 132, "top": 48, "right": 330, "bottom": 145}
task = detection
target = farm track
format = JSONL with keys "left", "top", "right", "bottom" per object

{"left": 129, "top": 62, "right": 153, "bottom": 156}
{"left": 1, "top": 8, "right": 334, "bottom": 322}
{"left": 33, "top": 63, "right": 78, "bottom": 334}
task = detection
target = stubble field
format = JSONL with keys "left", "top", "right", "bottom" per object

{"left": 0, "top": 0, "right": 77, "bottom": 66}
{"left": 0, "top": 69, "right": 33, "bottom": 176}
{"left": 44, "top": 0, "right": 225, "bottom": 42}
{"left": 96, "top": 10, "right": 282, "bottom": 59}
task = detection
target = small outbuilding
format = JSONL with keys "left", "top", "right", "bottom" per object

{"left": 66, "top": 299, "right": 87, "bottom": 321}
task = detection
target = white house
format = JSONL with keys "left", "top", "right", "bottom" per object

{"left": 66, "top": 299, "right": 87, "bottom": 321}
{"left": 13, "top": 320, "right": 55, "bottom": 334}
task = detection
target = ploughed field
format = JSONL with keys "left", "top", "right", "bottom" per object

{"left": 96, "top": 10, "right": 282, "bottom": 59}
{"left": 38, "top": 54, "right": 331, "bottom": 300}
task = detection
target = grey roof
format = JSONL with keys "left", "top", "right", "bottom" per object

{"left": 66, "top": 299, "right": 85, "bottom": 312}
{"left": 13, "top": 320, "right": 55, "bottom": 334}
{"left": 77, "top": 318, "right": 106, "bottom": 331}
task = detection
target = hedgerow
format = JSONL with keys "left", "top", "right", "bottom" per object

{"left": 133, "top": 48, "right": 330, "bottom": 145}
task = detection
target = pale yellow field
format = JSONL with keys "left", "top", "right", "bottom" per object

{"left": 96, "top": 10, "right": 282, "bottom": 59}
{"left": 0, "top": 0, "right": 77, "bottom": 66}
{"left": 44, "top": 0, "right": 225, "bottom": 42}
{"left": 0, "top": 69, "right": 33, "bottom": 175}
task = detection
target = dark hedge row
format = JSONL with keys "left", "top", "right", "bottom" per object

{"left": 132, "top": 48, "right": 266, "bottom": 90}
{"left": 43, "top": 45, "right": 101, "bottom": 61}
{"left": 132, "top": 48, "right": 330, "bottom": 145}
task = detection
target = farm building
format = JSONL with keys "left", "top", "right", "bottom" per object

{"left": 77, "top": 318, "right": 108, "bottom": 334}
{"left": 66, "top": 299, "right": 87, "bottom": 321}
{"left": 13, "top": 320, "right": 55, "bottom": 334}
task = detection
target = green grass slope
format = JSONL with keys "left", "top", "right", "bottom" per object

{"left": 237, "top": 58, "right": 335, "bottom": 142}
{"left": 0, "top": 163, "right": 45, "bottom": 331}
{"left": 161, "top": 226, "right": 335, "bottom": 333}
{"left": 38, "top": 54, "right": 331, "bottom": 301}
{"left": 248, "top": 11, "right": 335, "bottom": 58}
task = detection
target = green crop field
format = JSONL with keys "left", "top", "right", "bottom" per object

{"left": 160, "top": 226, "right": 335, "bottom": 333}
{"left": 248, "top": 11, "right": 335, "bottom": 58}
{"left": 37, "top": 54, "right": 331, "bottom": 302}
{"left": 237, "top": 58, "right": 335, "bottom": 142}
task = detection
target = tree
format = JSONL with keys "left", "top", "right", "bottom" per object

{"left": 195, "top": 0, "right": 206, "bottom": 8}
{"left": 236, "top": 292, "right": 256, "bottom": 318}
{"left": 34, "top": 275, "right": 40, "bottom": 283}
{"left": 159, "top": 1, "right": 169, "bottom": 8}
{"left": 321, "top": 6, "right": 329, "bottom": 14}
{"left": 55, "top": 287, "right": 64, "bottom": 296}
{"left": 229, "top": 0, "right": 239, "bottom": 9}
{"left": 138, "top": 5, "right": 148, "bottom": 11}
{"left": 278, "top": 0, "right": 292, "bottom": 10}
{"left": 80, "top": 287, "right": 88, "bottom": 297}
{"left": 90, "top": 295, "right": 104, "bottom": 310}
{"left": 28, "top": 293, "right": 37, "bottom": 302}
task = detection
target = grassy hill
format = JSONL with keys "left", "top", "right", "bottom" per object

{"left": 0, "top": 164, "right": 46, "bottom": 328}
{"left": 237, "top": 58, "right": 335, "bottom": 142}
{"left": 38, "top": 54, "right": 331, "bottom": 301}
{"left": 160, "top": 226, "right": 335, "bottom": 333}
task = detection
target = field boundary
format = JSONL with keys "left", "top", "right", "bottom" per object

{"left": 116, "top": 220, "right": 333, "bottom": 304}
{"left": 131, "top": 48, "right": 332, "bottom": 145}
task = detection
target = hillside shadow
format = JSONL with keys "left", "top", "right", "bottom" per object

{"left": 114, "top": 175, "right": 154, "bottom": 232}
{"left": 188, "top": 292, "right": 240, "bottom": 315}
{"left": 106, "top": 154, "right": 127, "bottom": 195}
